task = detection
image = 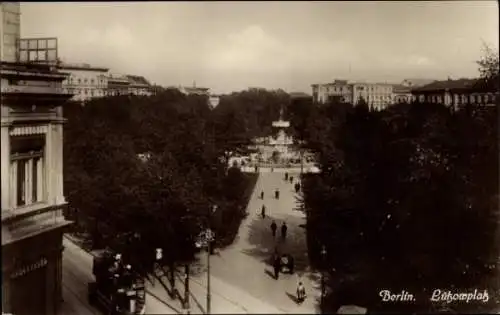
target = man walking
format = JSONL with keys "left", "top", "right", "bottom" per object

{"left": 281, "top": 222, "right": 288, "bottom": 240}
{"left": 294, "top": 182, "right": 300, "bottom": 193}
{"left": 296, "top": 281, "right": 306, "bottom": 303}
{"left": 261, "top": 204, "right": 266, "bottom": 218}
{"left": 275, "top": 188, "right": 280, "bottom": 200}
{"left": 260, "top": 190, "right": 264, "bottom": 200}
{"left": 273, "top": 255, "right": 281, "bottom": 280}
{"left": 270, "top": 220, "right": 277, "bottom": 238}
{"left": 285, "top": 172, "right": 289, "bottom": 181}
{"left": 289, "top": 176, "right": 294, "bottom": 184}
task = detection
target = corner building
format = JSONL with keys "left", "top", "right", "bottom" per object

{"left": 1, "top": 61, "right": 74, "bottom": 315}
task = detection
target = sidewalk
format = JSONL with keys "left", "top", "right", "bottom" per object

{"left": 63, "top": 235, "right": 178, "bottom": 314}
{"left": 146, "top": 259, "right": 286, "bottom": 314}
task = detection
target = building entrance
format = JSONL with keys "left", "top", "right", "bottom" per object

{"left": 11, "top": 265, "right": 47, "bottom": 315}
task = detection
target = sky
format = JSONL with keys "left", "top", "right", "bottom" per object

{"left": 21, "top": 1, "right": 499, "bottom": 94}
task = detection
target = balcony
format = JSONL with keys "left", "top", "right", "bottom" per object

{"left": 1, "top": 84, "right": 71, "bottom": 95}
{"left": 2, "top": 203, "right": 71, "bottom": 246}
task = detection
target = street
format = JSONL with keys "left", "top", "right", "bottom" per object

{"left": 61, "top": 236, "right": 178, "bottom": 315}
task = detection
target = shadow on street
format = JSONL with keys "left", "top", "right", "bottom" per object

{"left": 242, "top": 213, "right": 312, "bottom": 274}
{"left": 285, "top": 291, "right": 299, "bottom": 304}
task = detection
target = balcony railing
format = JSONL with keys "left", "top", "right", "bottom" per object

{"left": 1, "top": 85, "right": 72, "bottom": 95}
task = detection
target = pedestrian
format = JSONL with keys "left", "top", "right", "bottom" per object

{"left": 260, "top": 190, "right": 264, "bottom": 200}
{"left": 270, "top": 220, "right": 277, "bottom": 238}
{"left": 281, "top": 222, "right": 288, "bottom": 240}
{"left": 285, "top": 172, "right": 289, "bottom": 181}
{"left": 289, "top": 176, "right": 294, "bottom": 184}
{"left": 296, "top": 281, "right": 306, "bottom": 303}
{"left": 294, "top": 182, "right": 300, "bottom": 193}
{"left": 275, "top": 188, "right": 280, "bottom": 199}
{"left": 255, "top": 165, "right": 258, "bottom": 173}
{"left": 273, "top": 256, "right": 280, "bottom": 280}
{"left": 261, "top": 204, "right": 266, "bottom": 218}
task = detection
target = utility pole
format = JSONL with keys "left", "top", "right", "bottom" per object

{"left": 183, "top": 264, "right": 190, "bottom": 314}
{"left": 206, "top": 205, "right": 216, "bottom": 315}
{"left": 207, "top": 235, "right": 211, "bottom": 315}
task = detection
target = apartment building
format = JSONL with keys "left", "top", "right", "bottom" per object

{"left": 57, "top": 62, "right": 109, "bottom": 101}
{"left": 126, "top": 74, "right": 152, "bottom": 96}
{"left": 391, "top": 78, "right": 435, "bottom": 103}
{"left": 392, "top": 84, "right": 414, "bottom": 103}
{"left": 107, "top": 73, "right": 130, "bottom": 96}
{"left": 1, "top": 7, "right": 75, "bottom": 313}
{"left": 411, "top": 78, "right": 498, "bottom": 110}
{"left": 1, "top": 61, "right": 74, "bottom": 315}
{"left": 312, "top": 79, "right": 393, "bottom": 110}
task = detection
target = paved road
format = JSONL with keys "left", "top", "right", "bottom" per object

{"left": 207, "top": 171, "right": 321, "bottom": 314}
{"left": 61, "top": 237, "right": 177, "bottom": 315}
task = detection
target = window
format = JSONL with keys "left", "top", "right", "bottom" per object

{"left": 78, "top": 78, "right": 81, "bottom": 84}
{"left": 91, "top": 79, "right": 95, "bottom": 84}
{"left": 84, "top": 78, "right": 88, "bottom": 84}
{"left": 470, "top": 95, "right": 475, "bottom": 103}
{"left": 10, "top": 135, "right": 45, "bottom": 208}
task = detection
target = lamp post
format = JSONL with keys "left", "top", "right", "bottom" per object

{"left": 320, "top": 245, "right": 327, "bottom": 312}
{"left": 195, "top": 205, "right": 217, "bottom": 315}
{"left": 183, "top": 264, "right": 190, "bottom": 314}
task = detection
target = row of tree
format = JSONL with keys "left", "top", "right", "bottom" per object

{"left": 290, "top": 47, "right": 499, "bottom": 312}
{"left": 63, "top": 87, "right": 287, "bottom": 274}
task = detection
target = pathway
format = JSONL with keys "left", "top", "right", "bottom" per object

{"left": 207, "top": 171, "right": 321, "bottom": 313}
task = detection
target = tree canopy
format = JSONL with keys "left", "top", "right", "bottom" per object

{"left": 292, "top": 51, "right": 499, "bottom": 312}
{"left": 64, "top": 87, "right": 285, "bottom": 272}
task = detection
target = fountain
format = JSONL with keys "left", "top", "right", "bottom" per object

{"left": 256, "top": 106, "right": 294, "bottom": 165}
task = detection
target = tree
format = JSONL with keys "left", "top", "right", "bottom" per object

{"left": 64, "top": 88, "right": 264, "bottom": 277}
{"left": 301, "top": 90, "right": 498, "bottom": 313}
{"left": 476, "top": 42, "right": 499, "bottom": 91}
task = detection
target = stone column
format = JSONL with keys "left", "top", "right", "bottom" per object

{"left": 45, "top": 123, "right": 54, "bottom": 205}
{"left": 54, "top": 122, "right": 65, "bottom": 204}
{"left": 1, "top": 124, "right": 11, "bottom": 210}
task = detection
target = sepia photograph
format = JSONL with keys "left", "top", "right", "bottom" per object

{"left": 0, "top": 1, "right": 498, "bottom": 315}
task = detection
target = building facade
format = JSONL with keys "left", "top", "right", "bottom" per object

{"left": 1, "top": 61, "right": 73, "bottom": 315}
{"left": 392, "top": 84, "right": 414, "bottom": 103}
{"left": 411, "top": 78, "right": 498, "bottom": 110}
{"left": 107, "top": 74, "right": 130, "bottom": 96}
{"left": 126, "top": 75, "right": 152, "bottom": 96}
{"left": 58, "top": 63, "right": 109, "bottom": 101}
{"left": 312, "top": 79, "right": 394, "bottom": 110}
{"left": 0, "top": 2, "right": 21, "bottom": 63}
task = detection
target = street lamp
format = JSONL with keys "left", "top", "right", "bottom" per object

{"left": 320, "top": 245, "right": 327, "bottom": 312}
{"left": 195, "top": 205, "right": 217, "bottom": 315}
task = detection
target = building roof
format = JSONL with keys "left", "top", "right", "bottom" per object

{"left": 411, "top": 78, "right": 478, "bottom": 92}
{"left": 126, "top": 75, "right": 150, "bottom": 86}
{"left": 58, "top": 62, "right": 109, "bottom": 72}
{"left": 181, "top": 86, "right": 210, "bottom": 94}
{"left": 1, "top": 61, "right": 68, "bottom": 80}
{"left": 392, "top": 84, "right": 412, "bottom": 94}
{"left": 402, "top": 78, "right": 436, "bottom": 87}
{"left": 312, "top": 80, "right": 393, "bottom": 87}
